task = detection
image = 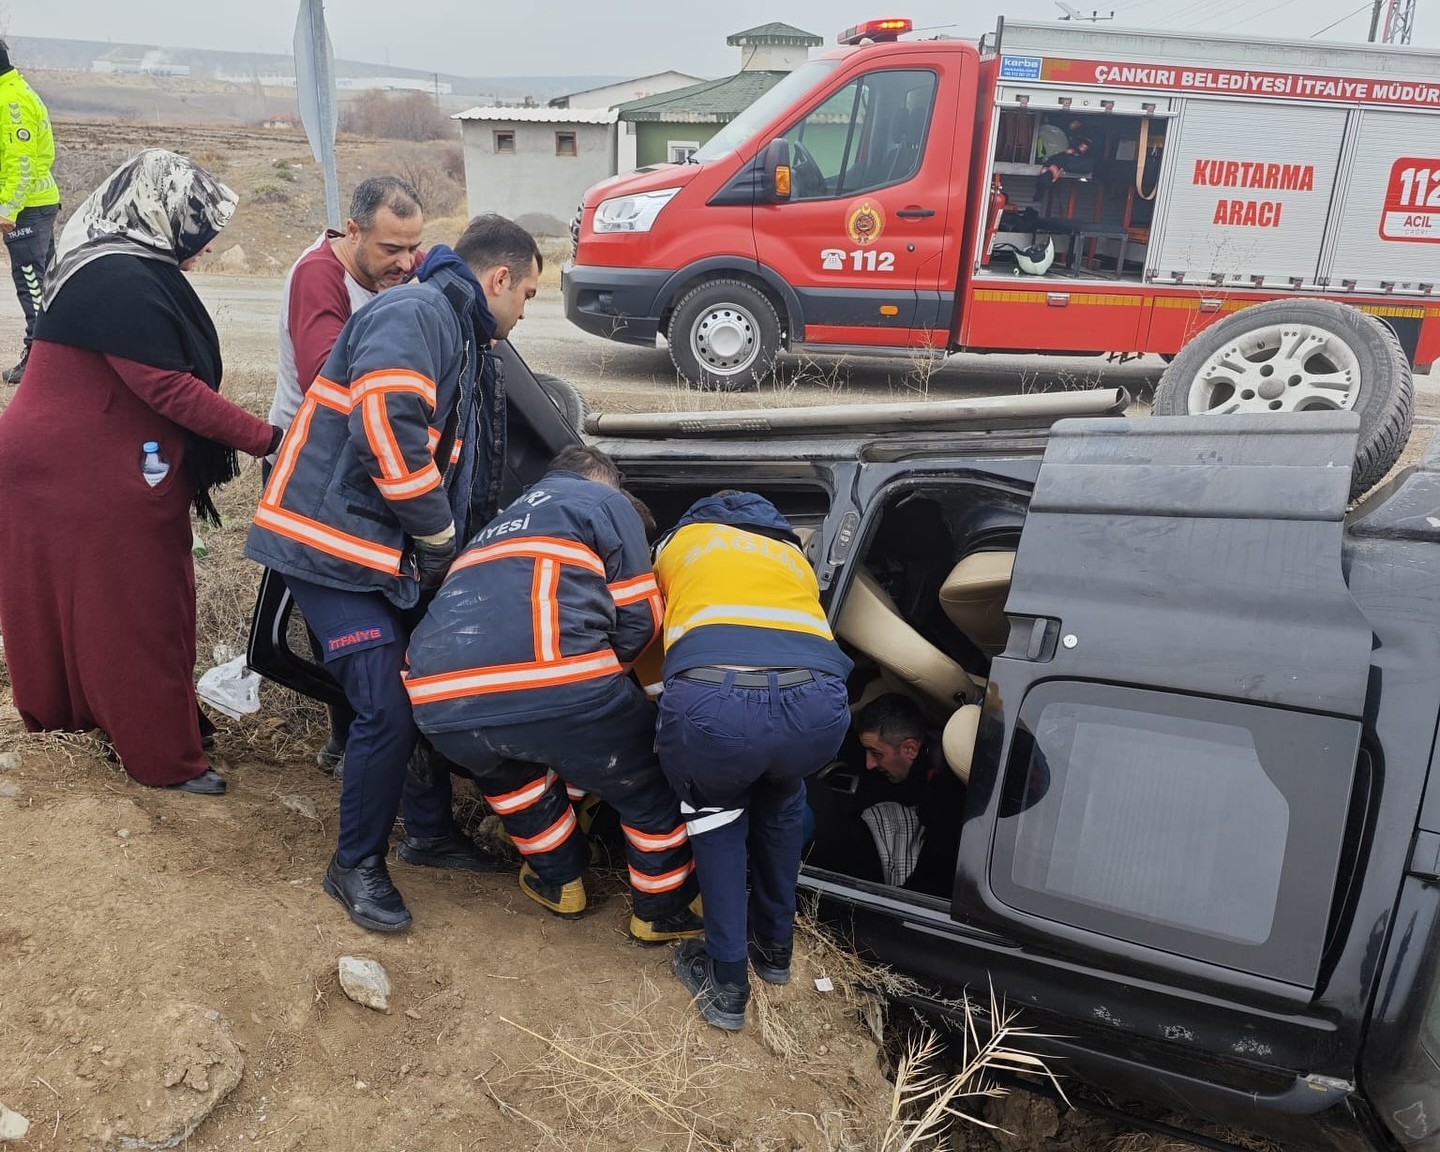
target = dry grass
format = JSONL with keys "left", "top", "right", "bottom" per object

{"left": 500, "top": 975, "right": 742, "bottom": 1150}
{"left": 879, "top": 989, "right": 1065, "bottom": 1152}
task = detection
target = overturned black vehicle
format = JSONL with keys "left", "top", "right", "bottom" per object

{"left": 249, "top": 340, "right": 1440, "bottom": 1152}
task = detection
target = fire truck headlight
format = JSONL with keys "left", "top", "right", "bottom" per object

{"left": 593, "top": 188, "right": 681, "bottom": 234}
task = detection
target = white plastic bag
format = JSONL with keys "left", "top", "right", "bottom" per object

{"left": 197, "top": 654, "right": 262, "bottom": 719}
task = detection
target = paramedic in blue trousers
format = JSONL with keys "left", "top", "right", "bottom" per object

{"left": 404, "top": 445, "right": 704, "bottom": 944}
{"left": 653, "top": 491, "right": 852, "bottom": 1030}
{"left": 245, "top": 214, "right": 543, "bottom": 932}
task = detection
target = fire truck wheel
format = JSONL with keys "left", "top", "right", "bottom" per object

{"left": 1154, "top": 299, "right": 1413, "bottom": 499}
{"left": 668, "top": 280, "right": 782, "bottom": 391}
{"left": 535, "top": 372, "right": 589, "bottom": 429}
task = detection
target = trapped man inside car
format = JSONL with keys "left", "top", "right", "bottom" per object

{"left": 806, "top": 693, "right": 965, "bottom": 898}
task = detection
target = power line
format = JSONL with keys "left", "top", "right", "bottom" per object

{"left": 1310, "top": 0, "right": 1375, "bottom": 37}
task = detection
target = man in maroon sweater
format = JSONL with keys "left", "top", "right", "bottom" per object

{"left": 266, "top": 176, "right": 425, "bottom": 774}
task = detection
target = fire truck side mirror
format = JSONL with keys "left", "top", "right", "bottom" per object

{"left": 762, "top": 139, "right": 792, "bottom": 203}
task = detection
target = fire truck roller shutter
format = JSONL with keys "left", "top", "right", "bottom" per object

{"left": 1153, "top": 298, "right": 1413, "bottom": 499}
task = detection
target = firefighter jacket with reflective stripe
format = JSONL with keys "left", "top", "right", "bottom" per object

{"left": 0, "top": 69, "right": 57, "bottom": 221}
{"left": 404, "top": 470, "right": 664, "bottom": 730}
{"left": 244, "top": 265, "right": 493, "bottom": 609}
{"left": 653, "top": 492, "right": 853, "bottom": 681}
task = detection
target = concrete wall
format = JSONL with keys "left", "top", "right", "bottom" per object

{"left": 461, "top": 120, "right": 615, "bottom": 236}
{"left": 635, "top": 122, "right": 722, "bottom": 168}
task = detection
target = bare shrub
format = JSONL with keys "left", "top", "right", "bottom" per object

{"left": 251, "top": 183, "right": 290, "bottom": 205}
{"left": 51, "top": 145, "right": 132, "bottom": 221}
{"left": 438, "top": 143, "right": 465, "bottom": 184}
{"left": 383, "top": 145, "right": 463, "bottom": 216}
{"left": 340, "top": 90, "right": 451, "bottom": 141}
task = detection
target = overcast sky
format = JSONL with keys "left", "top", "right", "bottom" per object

{"left": 6, "top": 0, "right": 1434, "bottom": 77}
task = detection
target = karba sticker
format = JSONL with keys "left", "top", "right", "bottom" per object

{"left": 845, "top": 199, "right": 885, "bottom": 245}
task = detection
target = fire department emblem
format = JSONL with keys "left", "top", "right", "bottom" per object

{"left": 845, "top": 199, "right": 885, "bottom": 245}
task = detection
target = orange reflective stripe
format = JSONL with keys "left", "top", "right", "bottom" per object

{"left": 565, "top": 784, "right": 587, "bottom": 802}
{"left": 628, "top": 862, "right": 694, "bottom": 893}
{"left": 253, "top": 504, "right": 404, "bottom": 574}
{"left": 351, "top": 368, "right": 437, "bottom": 411}
{"left": 308, "top": 377, "right": 351, "bottom": 412}
{"left": 450, "top": 536, "right": 606, "bottom": 576}
{"left": 264, "top": 390, "right": 321, "bottom": 505}
{"left": 609, "top": 574, "right": 659, "bottom": 605}
{"left": 486, "top": 769, "right": 558, "bottom": 815}
{"left": 423, "top": 429, "right": 461, "bottom": 464}
{"left": 511, "top": 807, "right": 577, "bottom": 855}
{"left": 405, "top": 651, "right": 623, "bottom": 703}
{"left": 532, "top": 558, "right": 562, "bottom": 662}
{"left": 374, "top": 461, "right": 443, "bottom": 501}
{"left": 623, "top": 824, "right": 689, "bottom": 852}
{"left": 362, "top": 394, "right": 407, "bottom": 479}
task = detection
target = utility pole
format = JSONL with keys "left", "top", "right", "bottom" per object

{"left": 1369, "top": 0, "right": 1385, "bottom": 40}
{"left": 1381, "top": 0, "right": 1417, "bottom": 43}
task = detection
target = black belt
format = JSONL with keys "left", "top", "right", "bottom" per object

{"left": 678, "top": 667, "right": 815, "bottom": 688}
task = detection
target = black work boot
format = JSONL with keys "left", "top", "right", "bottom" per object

{"left": 2, "top": 348, "right": 27, "bottom": 385}
{"left": 324, "top": 852, "right": 412, "bottom": 932}
{"left": 748, "top": 936, "right": 793, "bottom": 985}
{"left": 397, "top": 829, "right": 507, "bottom": 872}
{"left": 673, "top": 939, "right": 748, "bottom": 1031}
{"left": 315, "top": 734, "right": 345, "bottom": 779}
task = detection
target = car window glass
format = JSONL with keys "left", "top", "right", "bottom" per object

{"left": 779, "top": 69, "right": 938, "bottom": 202}
{"left": 990, "top": 684, "right": 1359, "bottom": 986}
{"left": 1011, "top": 706, "right": 1286, "bottom": 944}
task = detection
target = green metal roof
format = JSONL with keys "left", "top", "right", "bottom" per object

{"left": 725, "top": 22, "right": 822, "bottom": 47}
{"left": 616, "top": 71, "right": 789, "bottom": 123}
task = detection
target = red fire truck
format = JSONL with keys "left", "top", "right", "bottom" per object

{"left": 563, "top": 16, "right": 1440, "bottom": 403}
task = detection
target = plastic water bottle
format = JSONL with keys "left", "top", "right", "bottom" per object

{"left": 141, "top": 441, "right": 170, "bottom": 487}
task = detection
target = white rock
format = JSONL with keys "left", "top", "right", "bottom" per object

{"left": 0, "top": 751, "right": 19, "bottom": 772}
{"left": 216, "top": 245, "right": 248, "bottom": 273}
{"left": 0, "top": 1103, "right": 29, "bottom": 1141}
{"left": 338, "top": 956, "right": 392, "bottom": 1012}
{"left": 281, "top": 795, "right": 318, "bottom": 820}
{"left": 0, "top": 782, "right": 17, "bottom": 799}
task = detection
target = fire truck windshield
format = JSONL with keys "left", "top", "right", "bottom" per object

{"left": 691, "top": 59, "right": 843, "bottom": 164}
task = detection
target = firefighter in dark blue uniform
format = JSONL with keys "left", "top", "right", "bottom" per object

{"left": 246, "top": 215, "right": 543, "bottom": 933}
{"left": 405, "top": 446, "right": 703, "bottom": 944}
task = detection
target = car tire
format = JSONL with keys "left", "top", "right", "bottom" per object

{"left": 667, "top": 280, "right": 782, "bottom": 391}
{"left": 1153, "top": 299, "right": 1413, "bottom": 499}
{"left": 535, "top": 372, "right": 589, "bottom": 430}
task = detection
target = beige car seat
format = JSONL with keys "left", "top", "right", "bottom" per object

{"left": 836, "top": 568, "right": 982, "bottom": 710}
{"left": 938, "top": 551, "right": 1016, "bottom": 657}
{"left": 941, "top": 703, "right": 981, "bottom": 784}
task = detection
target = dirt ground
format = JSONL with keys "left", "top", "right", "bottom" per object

{"left": 1, "top": 118, "right": 1434, "bottom": 1152}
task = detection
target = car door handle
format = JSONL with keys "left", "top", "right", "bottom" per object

{"left": 896, "top": 207, "right": 936, "bottom": 219}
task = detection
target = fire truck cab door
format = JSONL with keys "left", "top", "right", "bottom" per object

{"left": 756, "top": 51, "right": 965, "bottom": 347}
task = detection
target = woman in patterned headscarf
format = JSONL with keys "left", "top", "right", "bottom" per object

{"left": 0, "top": 150, "right": 283, "bottom": 795}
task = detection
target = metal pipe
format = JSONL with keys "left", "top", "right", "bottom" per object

{"left": 585, "top": 388, "right": 1130, "bottom": 437}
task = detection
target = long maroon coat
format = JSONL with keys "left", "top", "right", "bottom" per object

{"left": 0, "top": 340, "right": 272, "bottom": 786}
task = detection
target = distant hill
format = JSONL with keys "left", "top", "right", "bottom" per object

{"left": 10, "top": 35, "right": 624, "bottom": 105}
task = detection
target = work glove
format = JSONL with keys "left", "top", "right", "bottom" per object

{"left": 413, "top": 537, "right": 455, "bottom": 592}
